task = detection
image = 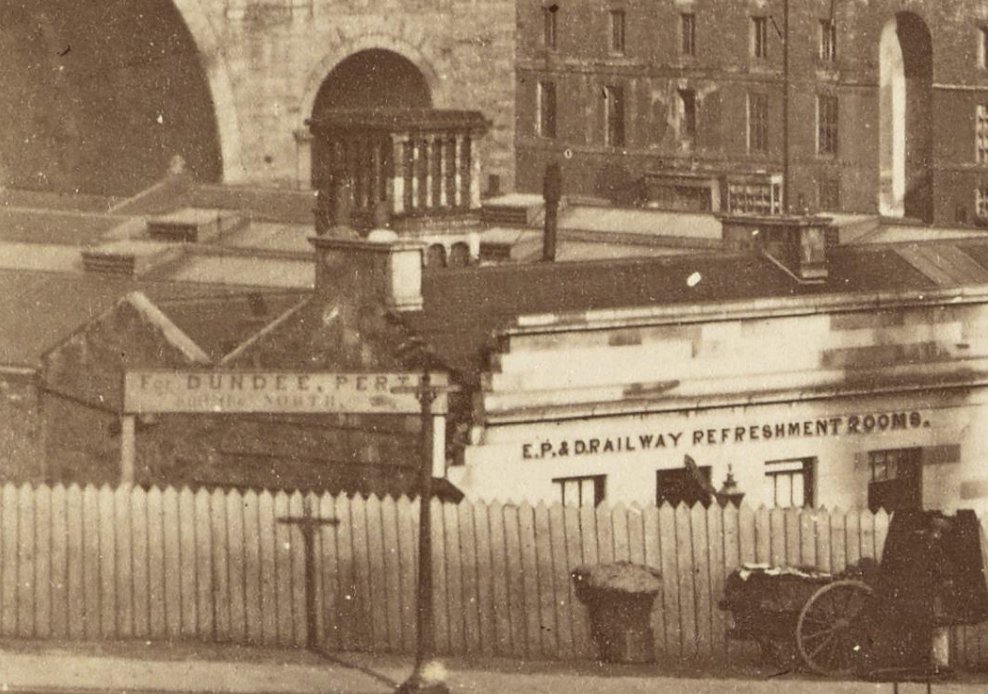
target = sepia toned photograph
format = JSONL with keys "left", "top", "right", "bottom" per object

{"left": 2, "top": 1, "right": 988, "bottom": 692}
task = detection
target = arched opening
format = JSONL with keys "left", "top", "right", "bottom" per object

{"left": 426, "top": 244, "right": 448, "bottom": 269}
{"left": 0, "top": 1, "right": 222, "bottom": 196}
{"left": 311, "top": 49, "right": 432, "bottom": 190}
{"left": 449, "top": 242, "right": 471, "bottom": 267}
{"left": 878, "top": 13, "right": 933, "bottom": 221}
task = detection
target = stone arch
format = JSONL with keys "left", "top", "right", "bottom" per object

{"left": 170, "top": 0, "right": 247, "bottom": 183}
{"left": 300, "top": 33, "right": 446, "bottom": 126}
{"left": 312, "top": 49, "right": 432, "bottom": 115}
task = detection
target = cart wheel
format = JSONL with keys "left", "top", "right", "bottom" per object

{"left": 796, "top": 579, "right": 875, "bottom": 677}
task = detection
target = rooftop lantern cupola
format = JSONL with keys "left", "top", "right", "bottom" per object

{"left": 309, "top": 109, "right": 490, "bottom": 236}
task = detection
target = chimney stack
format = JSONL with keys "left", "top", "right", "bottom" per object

{"left": 542, "top": 162, "right": 561, "bottom": 262}
{"left": 720, "top": 214, "right": 835, "bottom": 283}
{"left": 311, "top": 233, "right": 425, "bottom": 312}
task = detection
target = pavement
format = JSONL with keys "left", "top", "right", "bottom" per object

{"left": 0, "top": 639, "right": 986, "bottom": 693}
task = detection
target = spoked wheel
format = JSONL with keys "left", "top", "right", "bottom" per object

{"left": 796, "top": 579, "right": 875, "bottom": 677}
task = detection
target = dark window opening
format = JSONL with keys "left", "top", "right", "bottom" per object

{"left": 538, "top": 80, "right": 557, "bottom": 139}
{"left": 867, "top": 448, "right": 922, "bottom": 513}
{"left": 748, "top": 92, "right": 768, "bottom": 153}
{"left": 817, "top": 94, "right": 839, "bottom": 155}
{"left": 818, "top": 176, "right": 840, "bottom": 210}
{"left": 604, "top": 85, "right": 626, "bottom": 147}
{"left": 656, "top": 466, "right": 712, "bottom": 508}
{"left": 679, "top": 88, "right": 697, "bottom": 142}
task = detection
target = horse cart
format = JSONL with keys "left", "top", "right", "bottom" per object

{"left": 719, "top": 510, "right": 988, "bottom": 679}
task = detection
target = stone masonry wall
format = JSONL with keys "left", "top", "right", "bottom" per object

{"left": 201, "top": 0, "right": 517, "bottom": 192}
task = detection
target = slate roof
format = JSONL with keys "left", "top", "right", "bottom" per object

{"left": 156, "top": 291, "right": 309, "bottom": 361}
{"left": 0, "top": 268, "right": 306, "bottom": 368}
{"left": 401, "top": 246, "right": 944, "bottom": 383}
{"left": 0, "top": 208, "right": 127, "bottom": 245}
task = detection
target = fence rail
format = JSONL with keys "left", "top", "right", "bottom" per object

{"left": 0, "top": 483, "right": 987, "bottom": 667}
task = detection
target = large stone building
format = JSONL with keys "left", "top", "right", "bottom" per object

{"left": 516, "top": 0, "right": 988, "bottom": 226}
{"left": 0, "top": 1, "right": 514, "bottom": 196}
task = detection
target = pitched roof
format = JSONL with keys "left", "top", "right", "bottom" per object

{"left": 0, "top": 268, "right": 307, "bottom": 368}
{"left": 156, "top": 291, "right": 309, "bottom": 361}
{"left": 401, "top": 245, "right": 945, "bottom": 383}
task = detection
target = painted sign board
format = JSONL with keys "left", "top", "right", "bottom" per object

{"left": 123, "top": 370, "right": 449, "bottom": 415}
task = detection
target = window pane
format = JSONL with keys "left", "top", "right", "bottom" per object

{"left": 538, "top": 81, "right": 557, "bottom": 138}
{"left": 752, "top": 17, "right": 768, "bottom": 58}
{"left": 818, "top": 95, "right": 839, "bottom": 154}
{"left": 544, "top": 7, "right": 557, "bottom": 49}
{"left": 610, "top": 10, "right": 625, "bottom": 53}
{"left": 776, "top": 474, "right": 792, "bottom": 507}
{"left": 679, "top": 89, "right": 696, "bottom": 140}
{"left": 981, "top": 26, "right": 988, "bottom": 69}
{"left": 579, "top": 478, "right": 595, "bottom": 507}
{"left": 977, "top": 105, "right": 988, "bottom": 164}
{"left": 748, "top": 93, "right": 768, "bottom": 153}
{"left": 765, "top": 459, "right": 813, "bottom": 508}
{"left": 681, "top": 14, "right": 695, "bottom": 56}
{"left": 819, "top": 20, "right": 836, "bottom": 61}
{"left": 791, "top": 475, "right": 805, "bottom": 507}
{"left": 555, "top": 475, "right": 605, "bottom": 506}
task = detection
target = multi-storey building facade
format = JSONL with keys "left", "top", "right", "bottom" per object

{"left": 516, "top": 0, "right": 988, "bottom": 226}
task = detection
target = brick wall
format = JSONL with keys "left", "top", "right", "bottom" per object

{"left": 515, "top": 0, "right": 988, "bottom": 224}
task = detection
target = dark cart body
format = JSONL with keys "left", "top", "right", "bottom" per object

{"left": 719, "top": 510, "right": 988, "bottom": 678}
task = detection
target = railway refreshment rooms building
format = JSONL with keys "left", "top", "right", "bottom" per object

{"left": 453, "top": 289, "right": 986, "bottom": 515}
{"left": 516, "top": 0, "right": 988, "bottom": 226}
{"left": 395, "top": 213, "right": 988, "bottom": 516}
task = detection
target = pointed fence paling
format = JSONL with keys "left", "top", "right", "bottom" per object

{"left": 0, "top": 482, "right": 987, "bottom": 666}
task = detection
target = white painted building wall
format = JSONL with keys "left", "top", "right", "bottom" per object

{"left": 451, "top": 289, "right": 988, "bottom": 514}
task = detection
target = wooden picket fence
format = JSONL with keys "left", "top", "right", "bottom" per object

{"left": 1, "top": 483, "right": 988, "bottom": 668}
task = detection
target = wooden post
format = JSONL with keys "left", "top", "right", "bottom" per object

{"left": 277, "top": 500, "right": 338, "bottom": 649}
{"left": 120, "top": 415, "right": 136, "bottom": 484}
{"left": 931, "top": 626, "right": 950, "bottom": 672}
